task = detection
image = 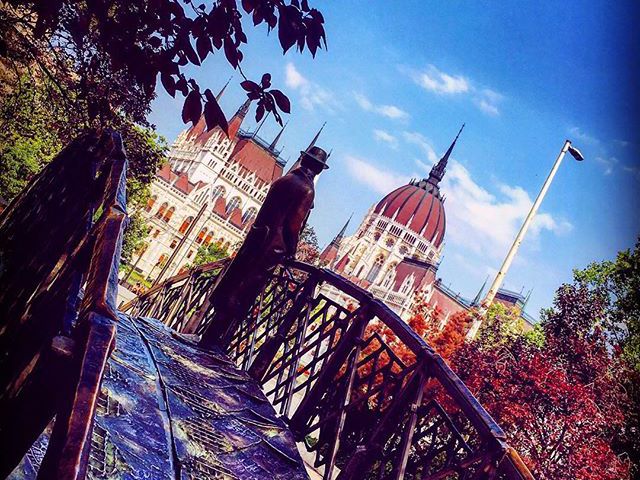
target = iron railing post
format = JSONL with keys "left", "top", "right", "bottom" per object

{"left": 337, "top": 364, "right": 425, "bottom": 480}
{"left": 288, "top": 304, "right": 372, "bottom": 435}
{"left": 247, "top": 273, "right": 319, "bottom": 383}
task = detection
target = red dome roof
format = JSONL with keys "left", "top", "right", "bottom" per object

{"left": 374, "top": 179, "right": 446, "bottom": 247}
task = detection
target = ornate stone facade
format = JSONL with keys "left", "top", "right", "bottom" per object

{"left": 132, "top": 94, "right": 320, "bottom": 281}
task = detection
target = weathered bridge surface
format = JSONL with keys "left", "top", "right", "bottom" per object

{"left": 11, "top": 313, "right": 308, "bottom": 480}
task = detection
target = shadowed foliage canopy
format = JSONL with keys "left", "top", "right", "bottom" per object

{"left": 1, "top": 0, "right": 327, "bottom": 131}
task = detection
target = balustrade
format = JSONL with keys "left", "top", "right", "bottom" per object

{"left": 122, "top": 261, "right": 534, "bottom": 480}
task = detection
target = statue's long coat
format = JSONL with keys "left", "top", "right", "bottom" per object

{"left": 203, "top": 166, "right": 315, "bottom": 341}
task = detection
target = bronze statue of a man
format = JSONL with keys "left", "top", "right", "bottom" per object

{"left": 199, "top": 146, "right": 329, "bottom": 348}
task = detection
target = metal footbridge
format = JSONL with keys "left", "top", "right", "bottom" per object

{"left": 0, "top": 132, "right": 534, "bottom": 480}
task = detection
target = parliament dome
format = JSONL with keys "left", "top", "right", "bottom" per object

{"left": 374, "top": 179, "right": 446, "bottom": 247}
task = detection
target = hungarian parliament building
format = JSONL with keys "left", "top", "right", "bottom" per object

{"left": 133, "top": 91, "right": 535, "bottom": 327}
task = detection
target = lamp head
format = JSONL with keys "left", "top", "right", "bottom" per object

{"left": 568, "top": 145, "right": 584, "bottom": 161}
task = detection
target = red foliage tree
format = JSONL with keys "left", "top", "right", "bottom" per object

{"left": 451, "top": 284, "right": 631, "bottom": 480}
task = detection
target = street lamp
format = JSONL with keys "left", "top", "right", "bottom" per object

{"left": 467, "top": 139, "right": 584, "bottom": 339}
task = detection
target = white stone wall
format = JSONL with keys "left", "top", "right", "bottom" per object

{"left": 131, "top": 128, "right": 274, "bottom": 282}
{"left": 333, "top": 206, "right": 444, "bottom": 318}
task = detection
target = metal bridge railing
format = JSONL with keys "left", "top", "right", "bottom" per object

{"left": 122, "top": 260, "right": 535, "bottom": 480}
{"left": 0, "top": 131, "right": 129, "bottom": 479}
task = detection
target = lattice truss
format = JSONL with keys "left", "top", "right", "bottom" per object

{"left": 226, "top": 267, "right": 306, "bottom": 369}
{"left": 371, "top": 398, "right": 486, "bottom": 480}
{"left": 120, "top": 263, "right": 533, "bottom": 480}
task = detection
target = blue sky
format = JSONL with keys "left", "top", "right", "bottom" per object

{"left": 149, "top": 1, "right": 640, "bottom": 318}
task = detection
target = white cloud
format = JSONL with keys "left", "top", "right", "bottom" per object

{"left": 373, "top": 129, "right": 398, "bottom": 149}
{"left": 595, "top": 155, "right": 619, "bottom": 175}
{"left": 285, "top": 62, "right": 340, "bottom": 112}
{"left": 353, "top": 92, "right": 409, "bottom": 120}
{"left": 413, "top": 65, "right": 470, "bottom": 94}
{"left": 408, "top": 65, "right": 503, "bottom": 116}
{"left": 442, "top": 161, "right": 572, "bottom": 258}
{"left": 568, "top": 126, "right": 599, "bottom": 145}
{"left": 402, "top": 131, "right": 438, "bottom": 163}
{"left": 285, "top": 62, "right": 308, "bottom": 89}
{"left": 474, "top": 89, "right": 503, "bottom": 116}
{"left": 345, "top": 155, "right": 409, "bottom": 195}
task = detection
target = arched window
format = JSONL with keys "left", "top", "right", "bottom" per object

{"left": 211, "top": 185, "right": 226, "bottom": 200}
{"left": 204, "top": 231, "right": 214, "bottom": 245}
{"left": 196, "top": 227, "right": 208, "bottom": 244}
{"left": 178, "top": 216, "right": 193, "bottom": 234}
{"left": 155, "top": 202, "right": 168, "bottom": 218}
{"left": 157, "top": 254, "right": 168, "bottom": 266}
{"left": 145, "top": 195, "right": 157, "bottom": 212}
{"left": 242, "top": 207, "right": 257, "bottom": 225}
{"left": 163, "top": 206, "right": 175, "bottom": 222}
{"left": 366, "top": 254, "right": 385, "bottom": 283}
{"left": 226, "top": 196, "right": 241, "bottom": 214}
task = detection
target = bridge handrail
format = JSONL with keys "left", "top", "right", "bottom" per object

{"left": 122, "top": 258, "right": 535, "bottom": 480}
{"left": 0, "top": 131, "right": 129, "bottom": 479}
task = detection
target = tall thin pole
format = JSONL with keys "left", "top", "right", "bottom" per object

{"left": 467, "top": 140, "right": 573, "bottom": 339}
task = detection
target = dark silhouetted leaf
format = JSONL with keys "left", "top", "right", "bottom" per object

{"left": 240, "top": 80, "right": 260, "bottom": 92}
{"left": 241, "top": 0, "right": 256, "bottom": 14}
{"left": 196, "top": 35, "right": 212, "bottom": 61}
{"left": 223, "top": 37, "right": 238, "bottom": 68}
{"left": 261, "top": 73, "right": 271, "bottom": 88}
{"left": 270, "top": 89, "right": 290, "bottom": 113}
{"left": 183, "top": 39, "right": 201, "bottom": 65}
{"left": 182, "top": 90, "right": 202, "bottom": 125}
{"left": 255, "top": 102, "right": 265, "bottom": 122}
{"left": 176, "top": 77, "right": 189, "bottom": 96}
{"left": 204, "top": 89, "right": 229, "bottom": 134}
{"left": 160, "top": 72, "right": 176, "bottom": 97}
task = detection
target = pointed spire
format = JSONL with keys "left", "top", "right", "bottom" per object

{"left": 305, "top": 122, "right": 326, "bottom": 152}
{"left": 286, "top": 122, "right": 327, "bottom": 173}
{"left": 428, "top": 123, "right": 465, "bottom": 186}
{"left": 269, "top": 121, "right": 288, "bottom": 151}
{"left": 227, "top": 97, "right": 252, "bottom": 139}
{"left": 319, "top": 213, "right": 352, "bottom": 267}
{"left": 472, "top": 275, "right": 489, "bottom": 306}
{"left": 253, "top": 114, "right": 268, "bottom": 138}
{"left": 216, "top": 76, "right": 233, "bottom": 101}
{"left": 522, "top": 289, "right": 533, "bottom": 310}
{"left": 330, "top": 213, "right": 352, "bottom": 247}
{"left": 327, "top": 148, "right": 333, "bottom": 159}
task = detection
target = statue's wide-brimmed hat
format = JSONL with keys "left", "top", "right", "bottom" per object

{"left": 300, "top": 146, "right": 329, "bottom": 169}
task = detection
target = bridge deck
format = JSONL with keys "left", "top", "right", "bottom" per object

{"left": 12, "top": 314, "right": 309, "bottom": 480}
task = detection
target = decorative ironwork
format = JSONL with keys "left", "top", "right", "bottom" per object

{"left": 122, "top": 261, "right": 536, "bottom": 480}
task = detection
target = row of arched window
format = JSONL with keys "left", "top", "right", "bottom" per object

{"left": 146, "top": 190, "right": 258, "bottom": 233}
{"left": 146, "top": 196, "right": 175, "bottom": 223}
